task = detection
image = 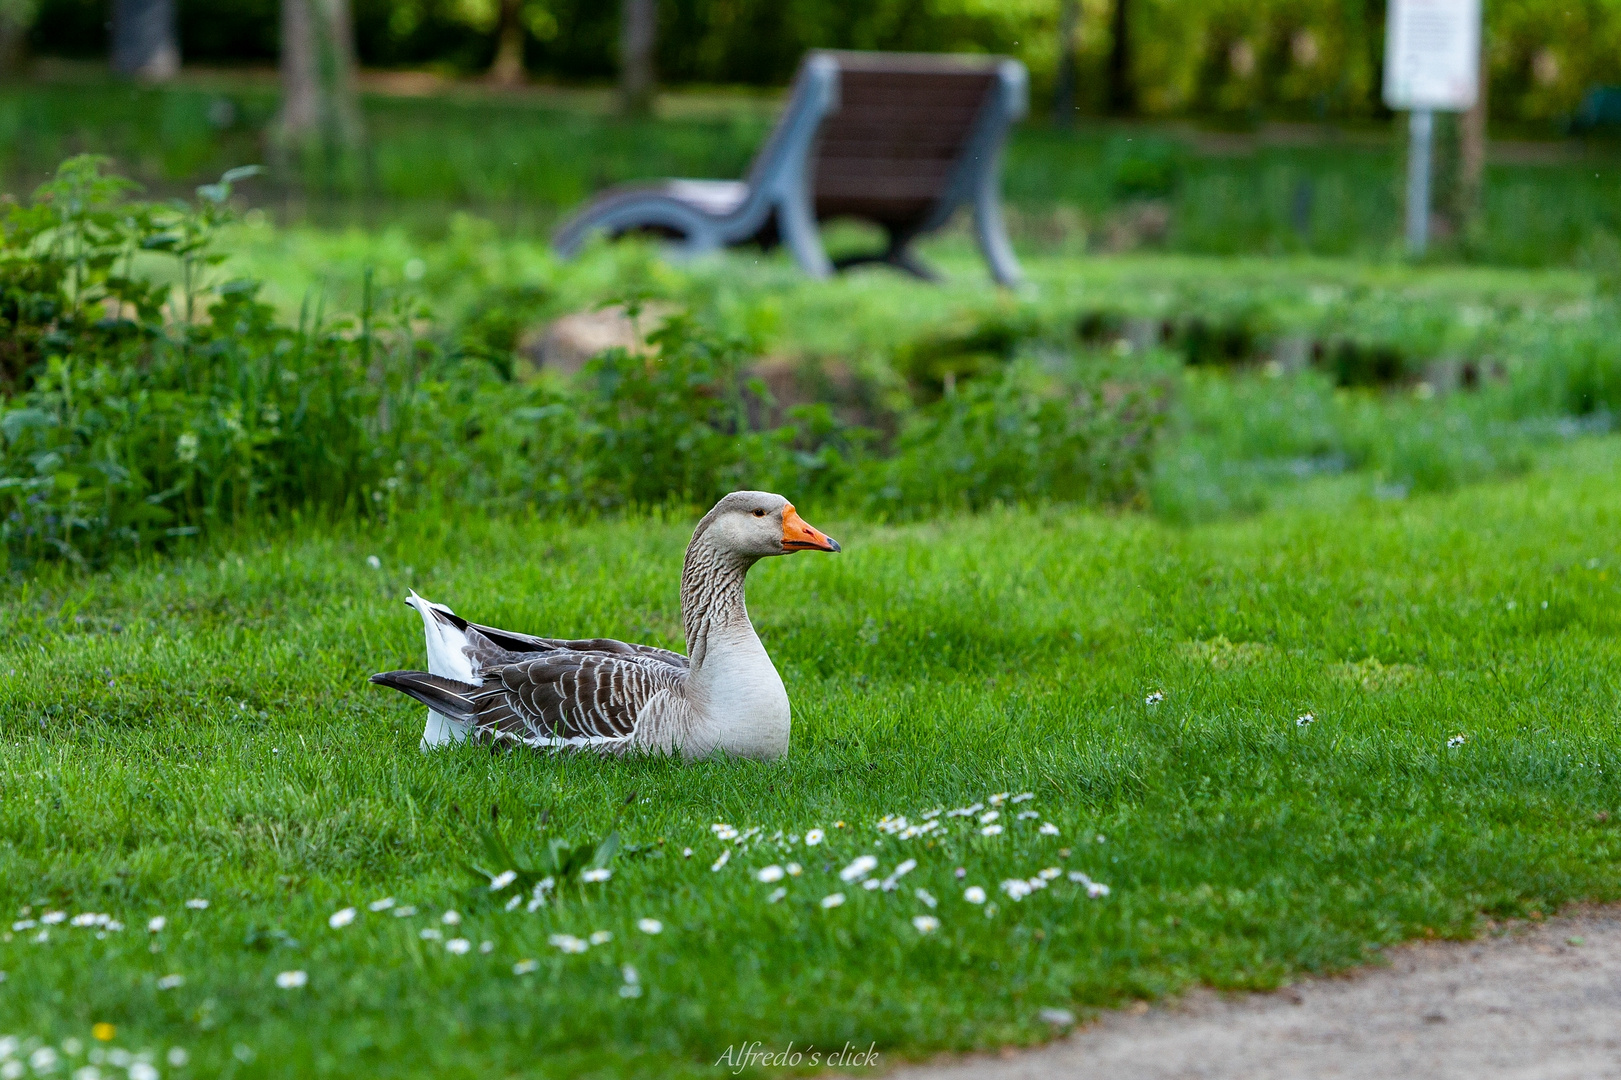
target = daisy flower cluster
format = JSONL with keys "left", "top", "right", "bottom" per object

{"left": 6, "top": 897, "right": 219, "bottom": 949}
{"left": 694, "top": 789, "right": 1102, "bottom": 939}
{"left": 0, "top": 1032, "right": 188, "bottom": 1080}
{"left": 8, "top": 908, "right": 125, "bottom": 946}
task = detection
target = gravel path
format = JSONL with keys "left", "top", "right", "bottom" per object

{"left": 888, "top": 906, "right": 1621, "bottom": 1080}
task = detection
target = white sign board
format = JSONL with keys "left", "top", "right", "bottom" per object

{"left": 1383, "top": 0, "right": 1481, "bottom": 111}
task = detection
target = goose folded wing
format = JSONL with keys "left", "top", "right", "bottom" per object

{"left": 463, "top": 619, "right": 691, "bottom": 671}
{"left": 466, "top": 651, "right": 679, "bottom": 747}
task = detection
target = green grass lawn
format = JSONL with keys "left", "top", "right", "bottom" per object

{"left": 2, "top": 438, "right": 1619, "bottom": 1077}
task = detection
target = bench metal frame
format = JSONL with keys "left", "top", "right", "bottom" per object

{"left": 552, "top": 51, "right": 1027, "bottom": 286}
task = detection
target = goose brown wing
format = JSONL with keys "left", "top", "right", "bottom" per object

{"left": 466, "top": 651, "right": 680, "bottom": 748}
{"left": 458, "top": 616, "right": 690, "bottom": 671}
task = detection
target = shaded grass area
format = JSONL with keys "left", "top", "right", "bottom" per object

{"left": 1, "top": 439, "right": 1619, "bottom": 1077}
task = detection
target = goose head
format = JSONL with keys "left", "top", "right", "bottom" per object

{"left": 693, "top": 490, "right": 841, "bottom": 560}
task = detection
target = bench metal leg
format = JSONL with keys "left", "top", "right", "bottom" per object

{"left": 775, "top": 190, "right": 833, "bottom": 279}
{"left": 972, "top": 173, "right": 1023, "bottom": 287}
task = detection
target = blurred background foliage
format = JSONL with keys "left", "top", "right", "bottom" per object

{"left": 20, "top": 0, "right": 1621, "bottom": 127}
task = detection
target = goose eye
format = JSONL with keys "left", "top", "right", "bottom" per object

{"left": 752, "top": 509, "right": 766, "bottom": 517}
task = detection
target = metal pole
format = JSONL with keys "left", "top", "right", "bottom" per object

{"left": 1406, "top": 108, "right": 1433, "bottom": 255}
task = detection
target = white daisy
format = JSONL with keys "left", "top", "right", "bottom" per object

{"left": 513, "top": 959, "right": 538, "bottom": 975}
{"left": 1010, "top": 793, "right": 1034, "bottom": 803}
{"left": 981, "top": 824, "right": 1004, "bottom": 836}
{"left": 156, "top": 974, "right": 184, "bottom": 990}
{"left": 963, "top": 886, "right": 987, "bottom": 904}
{"left": 589, "top": 931, "right": 612, "bottom": 945}
{"left": 880, "top": 859, "right": 918, "bottom": 890}
{"left": 785, "top": 862, "right": 803, "bottom": 876}
{"left": 419, "top": 927, "right": 442, "bottom": 940}
{"left": 804, "top": 829, "right": 825, "bottom": 846}
{"left": 1448, "top": 734, "right": 1467, "bottom": 747}
{"left": 1145, "top": 691, "right": 1164, "bottom": 705}
{"left": 274, "top": 970, "right": 307, "bottom": 989}
{"left": 756, "top": 865, "right": 785, "bottom": 883}
{"left": 979, "top": 810, "right": 1000, "bottom": 824}
{"left": 862, "top": 879, "right": 881, "bottom": 891}
{"left": 1017, "top": 810, "right": 1039, "bottom": 820}
{"left": 988, "top": 793, "right": 1009, "bottom": 806}
{"left": 489, "top": 870, "right": 517, "bottom": 891}
{"left": 548, "top": 934, "right": 588, "bottom": 954}
{"left": 820, "top": 893, "right": 846, "bottom": 909}
{"left": 328, "top": 907, "right": 356, "bottom": 929}
{"left": 582, "top": 868, "right": 612, "bottom": 883}
{"left": 480, "top": 940, "right": 494, "bottom": 953}
{"left": 184, "top": 899, "right": 209, "bottom": 911}
{"left": 911, "top": 915, "right": 940, "bottom": 934}
{"left": 1000, "top": 879, "right": 1032, "bottom": 900}
{"left": 41, "top": 912, "right": 65, "bottom": 925}
{"left": 393, "top": 905, "right": 418, "bottom": 918}
{"left": 368, "top": 898, "right": 395, "bottom": 912}
{"left": 441, "top": 910, "right": 461, "bottom": 925}
{"left": 444, "top": 938, "right": 471, "bottom": 955}
{"left": 1297, "top": 712, "right": 1315, "bottom": 727}
{"left": 710, "top": 850, "right": 731, "bottom": 872}
{"left": 1039, "top": 822, "right": 1060, "bottom": 836}
{"left": 636, "top": 918, "right": 663, "bottom": 935}
{"left": 767, "top": 887, "right": 787, "bottom": 903}
{"left": 839, "top": 855, "right": 879, "bottom": 882}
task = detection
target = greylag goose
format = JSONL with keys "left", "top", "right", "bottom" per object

{"left": 369, "top": 491, "right": 840, "bottom": 760}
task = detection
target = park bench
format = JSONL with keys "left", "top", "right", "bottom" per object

{"left": 552, "top": 50, "right": 1028, "bottom": 286}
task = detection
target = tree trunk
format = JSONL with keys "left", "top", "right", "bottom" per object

{"left": 0, "top": 3, "right": 28, "bottom": 77}
{"left": 1106, "top": 0, "right": 1134, "bottom": 116}
{"left": 1052, "top": 0, "right": 1080, "bottom": 126}
{"left": 488, "top": 0, "right": 525, "bottom": 87}
{"left": 278, "top": 0, "right": 363, "bottom": 143}
{"left": 620, "top": 0, "right": 656, "bottom": 117}
{"left": 111, "top": 0, "right": 179, "bottom": 81}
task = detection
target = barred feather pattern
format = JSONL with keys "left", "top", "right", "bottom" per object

{"left": 464, "top": 651, "right": 683, "bottom": 748}
{"left": 438, "top": 535, "right": 752, "bottom": 749}
{"left": 383, "top": 490, "right": 810, "bottom": 758}
{"left": 680, "top": 540, "right": 754, "bottom": 669}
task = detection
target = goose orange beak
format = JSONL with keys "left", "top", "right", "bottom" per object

{"left": 782, "top": 505, "right": 840, "bottom": 553}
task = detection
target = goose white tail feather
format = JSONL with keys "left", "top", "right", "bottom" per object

{"left": 405, "top": 590, "right": 478, "bottom": 748}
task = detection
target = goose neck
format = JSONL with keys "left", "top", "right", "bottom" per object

{"left": 680, "top": 540, "right": 756, "bottom": 668}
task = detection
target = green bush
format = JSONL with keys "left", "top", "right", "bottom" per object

{"left": 0, "top": 157, "right": 1167, "bottom": 566}
{"left": 864, "top": 360, "right": 1166, "bottom": 516}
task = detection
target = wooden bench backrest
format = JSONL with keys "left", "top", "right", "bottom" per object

{"left": 808, "top": 51, "right": 1005, "bottom": 232}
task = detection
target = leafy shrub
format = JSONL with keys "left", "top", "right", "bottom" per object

{"left": 0, "top": 157, "right": 1175, "bottom": 566}
{"left": 864, "top": 361, "right": 1166, "bottom": 516}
